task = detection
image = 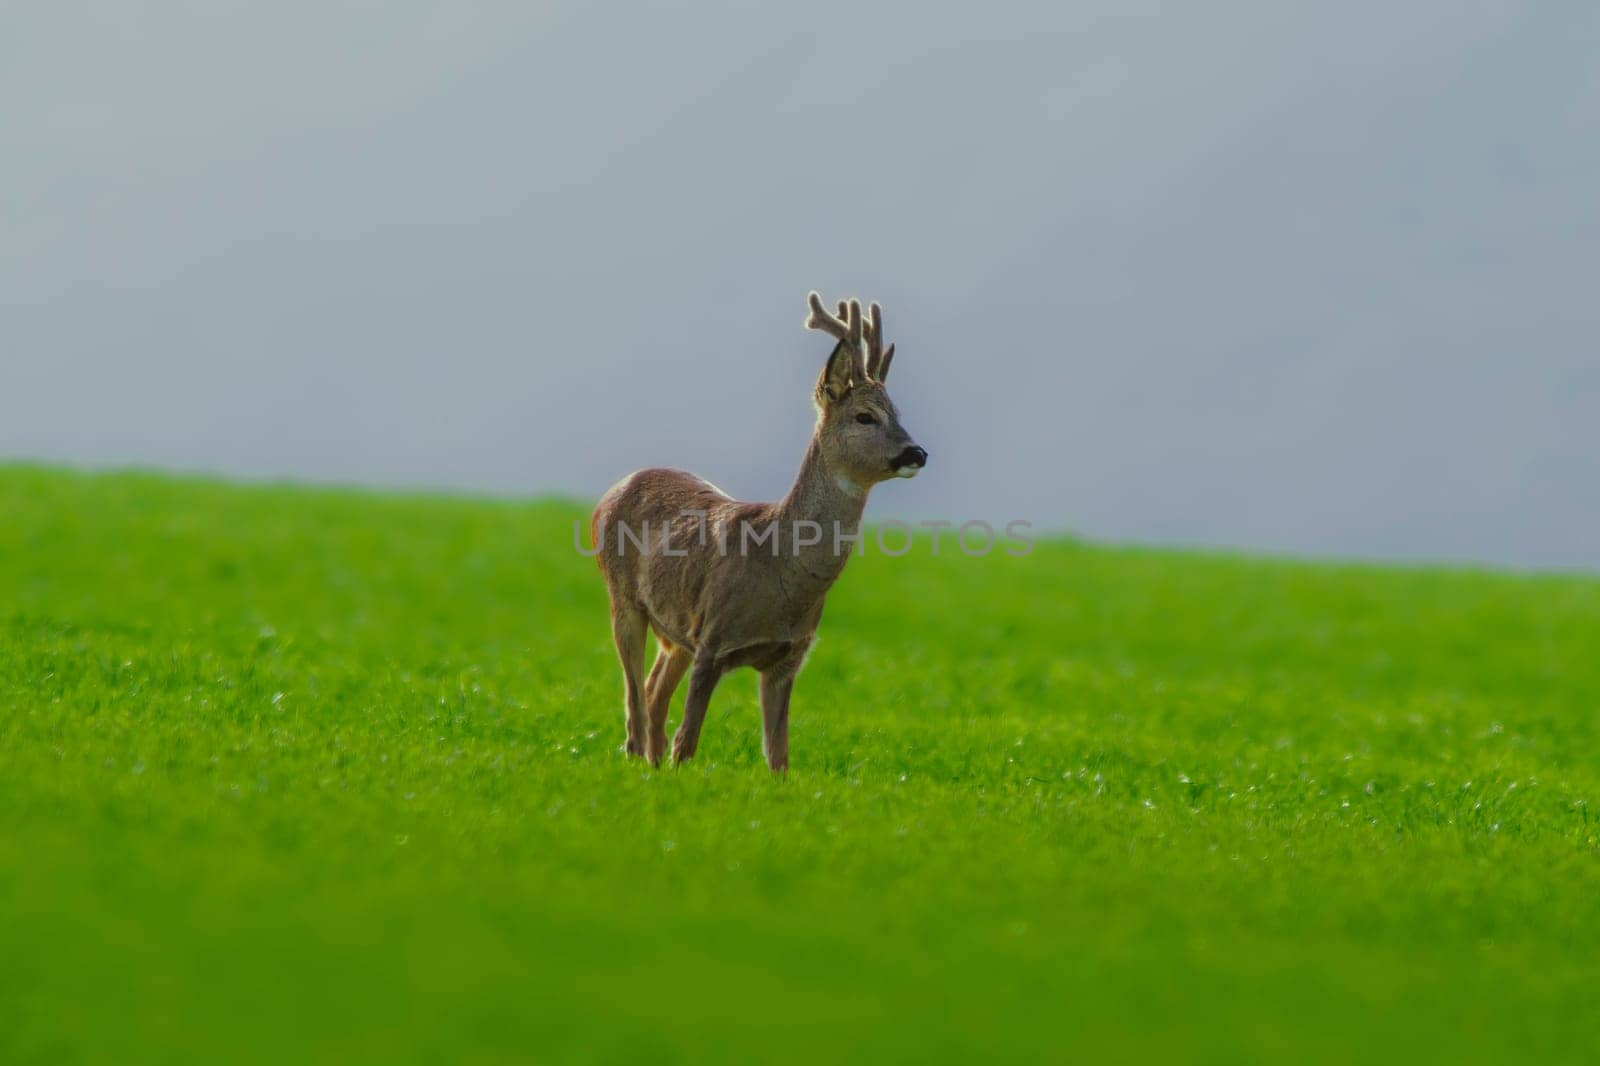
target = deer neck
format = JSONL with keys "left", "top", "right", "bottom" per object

{"left": 774, "top": 437, "right": 869, "bottom": 591}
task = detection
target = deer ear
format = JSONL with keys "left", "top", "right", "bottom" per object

{"left": 815, "top": 340, "right": 855, "bottom": 406}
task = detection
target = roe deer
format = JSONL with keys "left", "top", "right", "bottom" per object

{"left": 591, "top": 292, "right": 927, "bottom": 771}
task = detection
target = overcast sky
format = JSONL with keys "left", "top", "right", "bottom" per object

{"left": 3, "top": 2, "right": 1597, "bottom": 568}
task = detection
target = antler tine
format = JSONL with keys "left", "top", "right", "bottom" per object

{"left": 805, "top": 291, "right": 852, "bottom": 342}
{"left": 847, "top": 300, "right": 868, "bottom": 381}
{"left": 864, "top": 302, "right": 884, "bottom": 379}
{"left": 806, "top": 292, "right": 867, "bottom": 383}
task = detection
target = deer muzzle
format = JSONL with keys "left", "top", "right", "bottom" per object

{"left": 891, "top": 445, "right": 928, "bottom": 478}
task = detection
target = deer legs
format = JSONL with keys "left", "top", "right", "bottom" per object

{"left": 758, "top": 670, "right": 795, "bottom": 773}
{"left": 671, "top": 653, "right": 725, "bottom": 766}
{"left": 617, "top": 628, "right": 782, "bottom": 769}
{"left": 643, "top": 643, "right": 692, "bottom": 765}
{"left": 658, "top": 643, "right": 807, "bottom": 771}
{"left": 609, "top": 606, "right": 649, "bottom": 759}
{"left": 757, "top": 642, "right": 810, "bottom": 773}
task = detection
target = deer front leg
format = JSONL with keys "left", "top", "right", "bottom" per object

{"left": 671, "top": 653, "right": 724, "bottom": 765}
{"left": 758, "top": 669, "right": 795, "bottom": 773}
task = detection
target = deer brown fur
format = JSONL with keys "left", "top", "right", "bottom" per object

{"left": 591, "top": 292, "right": 926, "bottom": 771}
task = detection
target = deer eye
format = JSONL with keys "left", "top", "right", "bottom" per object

{"left": 854, "top": 412, "right": 878, "bottom": 426}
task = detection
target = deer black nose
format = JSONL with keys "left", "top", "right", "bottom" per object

{"left": 893, "top": 445, "right": 928, "bottom": 469}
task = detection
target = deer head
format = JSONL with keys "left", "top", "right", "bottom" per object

{"left": 803, "top": 291, "right": 927, "bottom": 491}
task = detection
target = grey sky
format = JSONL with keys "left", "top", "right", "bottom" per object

{"left": 4, "top": 2, "right": 1598, "bottom": 568}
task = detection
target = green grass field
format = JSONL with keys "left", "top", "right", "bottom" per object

{"left": 3, "top": 465, "right": 1597, "bottom": 1064}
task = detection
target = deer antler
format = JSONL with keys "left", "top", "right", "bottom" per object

{"left": 863, "top": 301, "right": 895, "bottom": 382}
{"left": 805, "top": 292, "right": 865, "bottom": 382}
{"left": 805, "top": 291, "right": 854, "bottom": 342}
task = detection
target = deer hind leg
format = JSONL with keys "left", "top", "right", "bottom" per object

{"left": 672, "top": 652, "right": 725, "bottom": 766}
{"left": 643, "top": 641, "right": 692, "bottom": 766}
{"left": 609, "top": 604, "right": 649, "bottom": 759}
